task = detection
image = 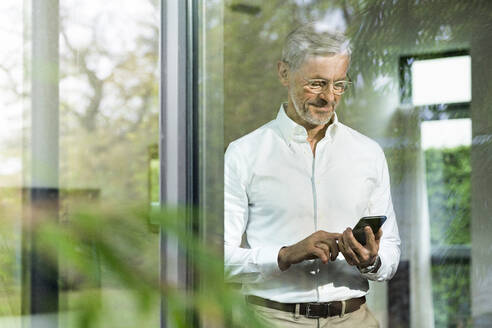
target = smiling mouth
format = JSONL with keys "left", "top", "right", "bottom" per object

{"left": 311, "top": 104, "right": 332, "bottom": 112}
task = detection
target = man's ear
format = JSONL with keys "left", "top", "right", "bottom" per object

{"left": 277, "top": 61, "right": 289, "bottom": 87}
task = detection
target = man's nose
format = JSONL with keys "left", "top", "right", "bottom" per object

{"left": 318, "top": 87, "right": 336, "bottom": 103}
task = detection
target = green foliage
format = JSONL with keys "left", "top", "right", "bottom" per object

{"left": 34, "top": 203, "right": 267, "bottom": 328}
{"left": 425, "top": 146, "right": 471, "bottom": 246}
{"left": 0, "top": 188, "right": 22, "bottom": 318}
{"left": 431, "top": 263, "right": 471, "bottom": 328}
{"left": 425, "top": 145, "right": 471, "bottom": 328}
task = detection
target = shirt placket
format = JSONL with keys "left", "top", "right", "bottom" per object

{"left": 300, "top": 140, "right": 322, "bottom": 302}
{"left": 294, "top": 127, "right": 326, "bottom": 302}
{"left": 314, "top": 139, "right": 330, "bottom": 301}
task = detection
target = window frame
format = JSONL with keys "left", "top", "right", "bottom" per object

{"left": 399, "top": 49, "right": 471, "bottom": 121}
{"left": 400, "top": 50, "right": 472, "bottom": 263}
{"left": 159, "top": 0, "right": 200, "bottom": 326}
{"left": 400, "top": 49, "right": 473, "bottom": 327}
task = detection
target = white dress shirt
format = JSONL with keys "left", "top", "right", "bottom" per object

{"left": 224, "top": 104, "right": 401, "bottom": 303}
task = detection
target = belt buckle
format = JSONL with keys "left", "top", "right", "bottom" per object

{"left": 305, "top": 302, "right": 330, "bottom": 319}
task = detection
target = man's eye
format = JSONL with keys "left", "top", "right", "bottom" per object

{"left": 309, "top": 81, "right": 325, "bottom": 88}
{"left": 334, "top": 81, "right": 347, "bottom": 90}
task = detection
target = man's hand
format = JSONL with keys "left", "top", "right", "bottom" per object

{"left": 277, "top": 231, "right": 341, "bottom": 271}
{"left": 338, "top": 226, "right": 382, "bottom": 269}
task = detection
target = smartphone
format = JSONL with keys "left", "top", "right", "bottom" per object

{"left": 352, "top": 215, "right": 387, "bottom": 245}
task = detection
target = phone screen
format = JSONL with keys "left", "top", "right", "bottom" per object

{"left": 352, "top": 215, "right": 387, "bottom": 245}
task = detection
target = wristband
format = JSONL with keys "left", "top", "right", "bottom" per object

{"left": 359, "top": 255, "right": 381, "bottom": 274}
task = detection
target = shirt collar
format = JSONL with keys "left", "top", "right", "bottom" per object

{"left": 276, "top": 103, "right": 339, "bottom": 144}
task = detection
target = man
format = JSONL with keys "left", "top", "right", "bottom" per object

{"left": 224, "top": 23, "right": 400, "bottom": 327}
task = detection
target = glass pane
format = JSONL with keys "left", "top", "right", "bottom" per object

{"left": 209, "top": 1, "right": 492, "bottom": 328}
{"left": 422, "top": 119, "right": 471, "bottom": 327}
{"left": 0, "top": 1, "right": 24, "bottom": 326}
{"left": 58, "top": 0, "right": 160, "bottom": 326}
{"left": 412, "top": 56, "right": 471, "bottom": 106}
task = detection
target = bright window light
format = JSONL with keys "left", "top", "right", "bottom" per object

{"left": 412, "top": 55, "right": 471, "bottom": 106}
{"left": 421, "top": 118, "right": 471, "bottom": 150}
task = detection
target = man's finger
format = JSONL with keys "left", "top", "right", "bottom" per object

{"left": 338, "top": 239, "right": 349, "bottom": 264}
{"left": 315, "top": 243, "right": 332, "bottom": 262}
{"left": 375, "top": 228, "right": 383, "bottom": 241}
{"left": 316, "top": 242, "right": 329, "bottom": 252}
{"left": 329, "top": 240, "right": 339, "bottom": 261}
{"left": 330, "top": 239, "right": 339, "bottom": 261}
{"left": 319, "top": 239, "right": 339, "bottom": 261}
{"left": 342, "top": 231, "right": 360, "bottom": 265}
{"left": 318, "top": 231, "right": 342, "bottom": 241}
{"left": 312, "top": 247, "right": 328, "bottom": 263}
{"left": 344, "top": 228, "right": 365, "bottom": 257}
{"left": 338, "top": 239, "right": 345, "bottom": 254}
{"left": 339, "top": 237, "right": 356, "bottom": 265}
{"left": 365, "top": 226, "right": 377, "bottom": 251}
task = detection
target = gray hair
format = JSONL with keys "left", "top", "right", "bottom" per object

{"left": 281, "top": 23, "right": 351, "bottom": 71}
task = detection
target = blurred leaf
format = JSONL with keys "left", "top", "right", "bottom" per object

{"left": 32, "top": 203, "right": 267, "bottom": 328}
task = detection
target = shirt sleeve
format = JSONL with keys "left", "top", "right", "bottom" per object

{"left": 224, "top": 142, "right": 283, "bottom": 283}
{"left": 360, "top": 148, "right": 401, "bottom": 281}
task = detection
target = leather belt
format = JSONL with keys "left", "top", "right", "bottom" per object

{"left": 246, "top": 295, "right": 366, "bottom": 318}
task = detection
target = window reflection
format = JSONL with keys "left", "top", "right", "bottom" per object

{"left": 412, "top": 56, "right": 471, "bottom": 106}
{"left": 222, "top": 1, "right": 491, "bottom": 327}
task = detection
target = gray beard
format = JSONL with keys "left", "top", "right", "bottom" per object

{"left": 290, "top": 91, "right": 333, "bottom": 126}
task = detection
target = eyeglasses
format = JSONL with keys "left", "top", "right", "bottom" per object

{"left": 302, "top": 77, "right": 352, "bottom": 95}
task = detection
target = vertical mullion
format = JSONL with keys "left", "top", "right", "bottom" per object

{"left": 187, "top": 0, "right": 199, "bottom": 326}
{"left": 158, "top": 0, "right": 167, "bottom": 325}
{"left": 196, "top": 0, "right": 224, "bottom": 326}
{"left": 25, "top": 0, "right": 60, "bottom": 327}
{"left": 160, "top": 0, "right": 194, "bottom": 327}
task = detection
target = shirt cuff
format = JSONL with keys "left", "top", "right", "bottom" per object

{"left": 256, "top": 245, "right": 284, "bottom": 279}
{"left": 360, "top": 253, "right": 386, "bottom": 281}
